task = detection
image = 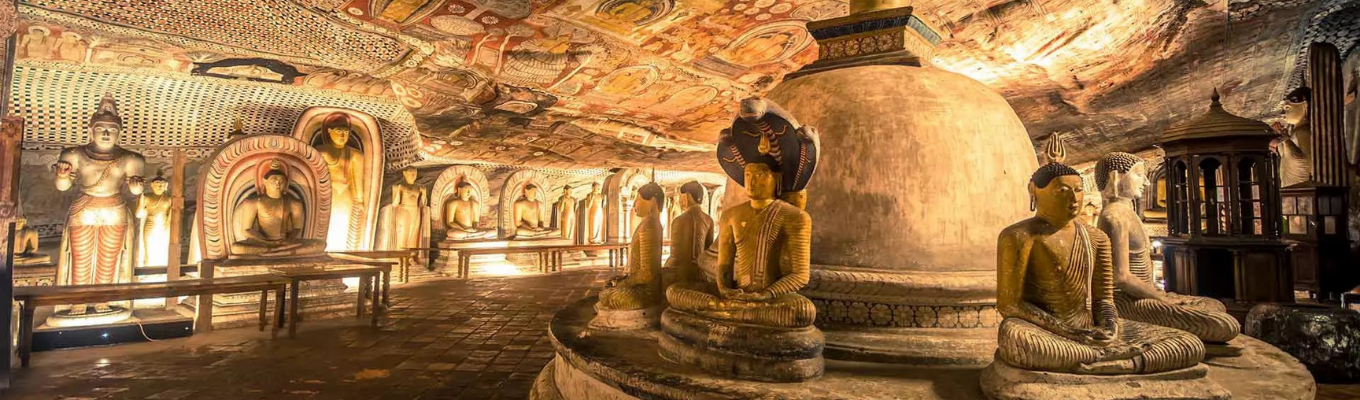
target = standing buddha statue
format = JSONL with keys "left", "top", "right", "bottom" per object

{"left": 316, "top": 113, "right": 365, "bottom": 251}
{"left": 52, "top": 93, "right": 146, "bottom": 319}
{"left": 555, "top": 185, "right": 577, "bottom": 241}
{"left": 589, "top": 182, "right": 665, "bottom": 330}
{"left": 582, "top": 182, "right": 605, "bottom": 244}
{"left": 378, "top": 166, "right": 429, "bottom": 252}
{"left": 1095, "top": 152, "right": 1240, "bottom": 345}
{"left": 136, "top": 174, "right": 173, "bottom": 267}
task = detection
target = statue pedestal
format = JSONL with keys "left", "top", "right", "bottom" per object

{"left": 589, "top": 306, "right": 661, "bottom": 331}
{"left": 658, "top": 308, "right": 824, "bottom": 382}
{"left": 532, "top": 298, "right": 1316, "bottom": 400}
{"left": 979, "top": 361, "right": 1229, "bottom": 400}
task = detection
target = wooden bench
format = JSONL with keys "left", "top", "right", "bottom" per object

{"left": 270, "top": 264, "right": 390, "bottom": 338}
{"left": 332, "top": 249, "right": 419, "bottom": 289}
{"left": 12, "top": 275, "right": 291, "bottom": 367}
{"left": 442, "top": 242, "right": 630, "bottom": 278}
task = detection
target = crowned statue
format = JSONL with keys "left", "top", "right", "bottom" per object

{"left": 589, "top": 182, "right": 665, "bottom": 330}
{"left": 229, "top": 160, "right": 327, "bottom": 258}
{"left": 51, "top": 93, "right": 146, "bottom": 323}
{"left": 659, "top": 96, "right": 823, "bottom": 383}
{"left": 316, "top": 113, "right": 366, "bottom": 250}
{"left": 1095, "top": 153, "right": 1240, "bottom": 345}
{"left": 136, "top": 174, "right": 172, "bottom": 267}
{"left": 377, "top": 166, "right": 430, "bottom": 253}
{"left": 443, "top": 182, "right": 494, "bottom": 240}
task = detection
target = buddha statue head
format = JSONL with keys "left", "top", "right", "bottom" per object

{"left": 88, "top": 93, "right": 124, "bottom": 153}
{"left": 1028, "top": 163, "right": 1084, "bottom": 225}
{"left": 15, "top": 215, "right": 26, "bottom": 231}
{"left": 401, "top": 166, "right": 417, "bottom": 185}
{"left": 261, "top": 163, "right": 288, "bottom": 199}
{"left": 1284, "top": 86, "right": 1311, "bottom": 126}
{"left": 455, "top": 181, "right": 475, "bottom": 201}
{"left": 524, "top": 183, "right": 541, "bottom": 201}
{"left": 325, "top": 113, "right": 353, "bottom": 148}
{"left": 149, "top": 174, "right": 169, "bottom": 196}
{"left": 562, "top": 184, "right": 573, "bottom": 197}
{"left": 679, "top": 181, "right": 704, "bottom": 209}
{"left": 745, "top": 160, "right": 780, "bottom": 201}
{"left": 1095, "top": 152, "right": 1146, "bottom": 201}
{"left": 591, "top": 182, "right": 602, "bottom": 195}
{"left": 634, "top": 182, "right": 664, "bottom": 218}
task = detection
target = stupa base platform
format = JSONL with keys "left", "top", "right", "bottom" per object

{"left": 532, "top": 298, "right": 1316, "bottom": 400}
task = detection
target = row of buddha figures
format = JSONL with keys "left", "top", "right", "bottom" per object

{"left": 35, "top": 94, "right": 385, "bottom": 327}
{"left": 588, "top": 97, "right": 827, "bottom": 383}
{"left": 984, "top": 152, "right": 1244, "bottom": 399}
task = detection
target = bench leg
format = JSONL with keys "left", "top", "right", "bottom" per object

{"left": 383, "top": 267, "right": 392, "bottom": 306}
{"left": 356, "top": 277, "right": 368, "bottom": 319}
{"left": 19, "top": 300, "right": 35, "bottom": 367}
{"left": 288, "top": 281, "right": 300, "bottom": 338}
{"left": 273, "top": 286, "right": 285, "bottom": 337}
{"left": 258, "top": 289, "right": 268, "bottom": 332}
{"left": 371, "top": 274, "right": 381, "bottom": 328}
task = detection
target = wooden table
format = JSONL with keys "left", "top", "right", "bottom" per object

{"left": 270, "top": 264, "right": 390, "bottom": 338}
{"left": 332, "top": 250, "right": 418, "bottom": 301}
{"left": 434, "top": 242, "right": 630, "bottom": 278}
{"left": 12, "top": 275, "right": 291, "bottom": 367}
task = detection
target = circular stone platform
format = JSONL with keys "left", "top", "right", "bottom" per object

{"left": 532, "top": 297, "right": 1317, "bottom": 400}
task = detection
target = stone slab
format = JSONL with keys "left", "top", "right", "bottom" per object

{"left": 535, "top": 297, "right": 1317, "bottom": 400}
{"left": 980, "top": 361, "right": 1230, "bottom": 400}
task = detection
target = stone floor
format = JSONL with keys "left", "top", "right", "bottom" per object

{"left": 3, "top": 267, "right": 1360, "bottom": 400}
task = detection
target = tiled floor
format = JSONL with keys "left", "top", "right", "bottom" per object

{"left": 4, "top": 267, "right": 1359, "bottom": 400}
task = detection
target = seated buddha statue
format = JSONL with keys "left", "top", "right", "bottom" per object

{"left": 443, "top": 182, "right": 493, "bottom": 240}
{"left": 663, "top": 181, "right": 714, "bottom": 287}
{"left": 11, "top": 216, "right": 51, "bottom": 266}
{"left": 229, "top": 162, "right": 327, "bottom": 258}
{"left": 1095, "top": 153, "right": 1239, "bottom": 344}
{"left": 994, "top": 163, "right": 1204, "bottom": 375}
{"left": 660, "top": 161, "right": 822, "bottom": 382}
{"left": 666, "top": 163, "right": 815, "bottom": 328}
{"left": 512, "top": 184, "right": 555, "bottom": 239}
{"left": 589, "top": 182, "right": 664, "bottom": 330}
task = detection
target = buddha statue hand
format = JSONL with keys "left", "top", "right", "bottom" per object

{"left": 53, "top": 161, "right": 73, "bottom": 176}
{"left": 127, "top": 175, "right": 145, "bottom": 193}
{"left": 721, "top": 288, "right": 772, "bottom": 302}
{"left": 604, "top": 275, "right": 628, "bottom": 288}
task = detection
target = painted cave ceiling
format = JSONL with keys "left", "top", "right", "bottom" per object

{"left": 10, "top": 0, "right": 1356, "bottom": 170}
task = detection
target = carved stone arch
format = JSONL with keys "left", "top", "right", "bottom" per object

{"left": 602, "top": 168, "right": 649, "bottom": 243}
{"left": 292, "top": 106, "right": 384, "bottom": 251}
{"left": 430, "top": 165, "right": 492, "bottom": 230}
{"left": 197, "top": 135, "right": 332, "bottom": 261}
{"left": 498, "top": 170, "right": 550, "bottom": 239}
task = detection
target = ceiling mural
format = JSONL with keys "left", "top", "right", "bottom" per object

{"left": 7, "top": 0, "right": 1353, "bottom": 169}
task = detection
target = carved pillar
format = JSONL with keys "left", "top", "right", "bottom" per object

{"left": 1308, "top": 42, "right": 1349, "bottom": 187}
{"left": 1, "top": 0, "right": 20, "bottom": 380}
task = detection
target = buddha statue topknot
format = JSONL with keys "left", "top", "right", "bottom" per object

{"left": 1094, "top": 152, "right": 1240, "bottom": 347}
{"left": 981, "top": 162, "right": 1229, "bottom": 400}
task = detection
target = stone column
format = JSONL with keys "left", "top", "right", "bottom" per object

{"left": 1, "top": 0, "right": 20, "bottom": 379}
{"left": 768, "top": 5, "right": 1037, "bottom": 366}
{"left": 1308, "top": 42, "right": 1349, "bottom": 187}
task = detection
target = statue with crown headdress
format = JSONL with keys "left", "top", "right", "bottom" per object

{"left": 658, "top": 97, "right": 823, "bottom": 382}
{"left": 50, "top": 93, "right": 146, "bottom": 326}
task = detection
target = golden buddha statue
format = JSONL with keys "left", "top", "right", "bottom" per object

{"left": 555, "top": 185, "right": 577, "bottom": 241}
{"left": 316, "top": 114, "right": 365, "bottom": 251}
{"left": 229, "top": 161, "right": 327, "bottom": 258}
{"left": 512, "top": 184, "right": 555, "bottom": 239}
{"left": 664, "top": 181, "right": 713, "bottom": 285}
{"left": 136, "top": 175, "right": 173, "bottom": 267}
{"left": 1095, "top": 153, "right": 1239, "bottom": 344}
{"left": 11, "top": 216, "right": 51, "bottom": 266}
{"left": 53, "top": 93, "right": 145, "bottom": 316}
{"left": 590, "top": 182, "right": 665, "bottom": 330}
{"left": 665, "top": 162, "right": 815, "bottom": 327}
{"left": 582, "top": 182, "right": 605, "bottom": 244}
{"left": 1279, "top": 86, "right": 1312, "bottom": 188}
{"left": 442, "top": 182, "right": 493, "bottom": 240}
{"left": 994, "top": 163, "right": 1204, "bottom": 375}
{"left": 378, "top": 166, "right": 429, "bottom": 251}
